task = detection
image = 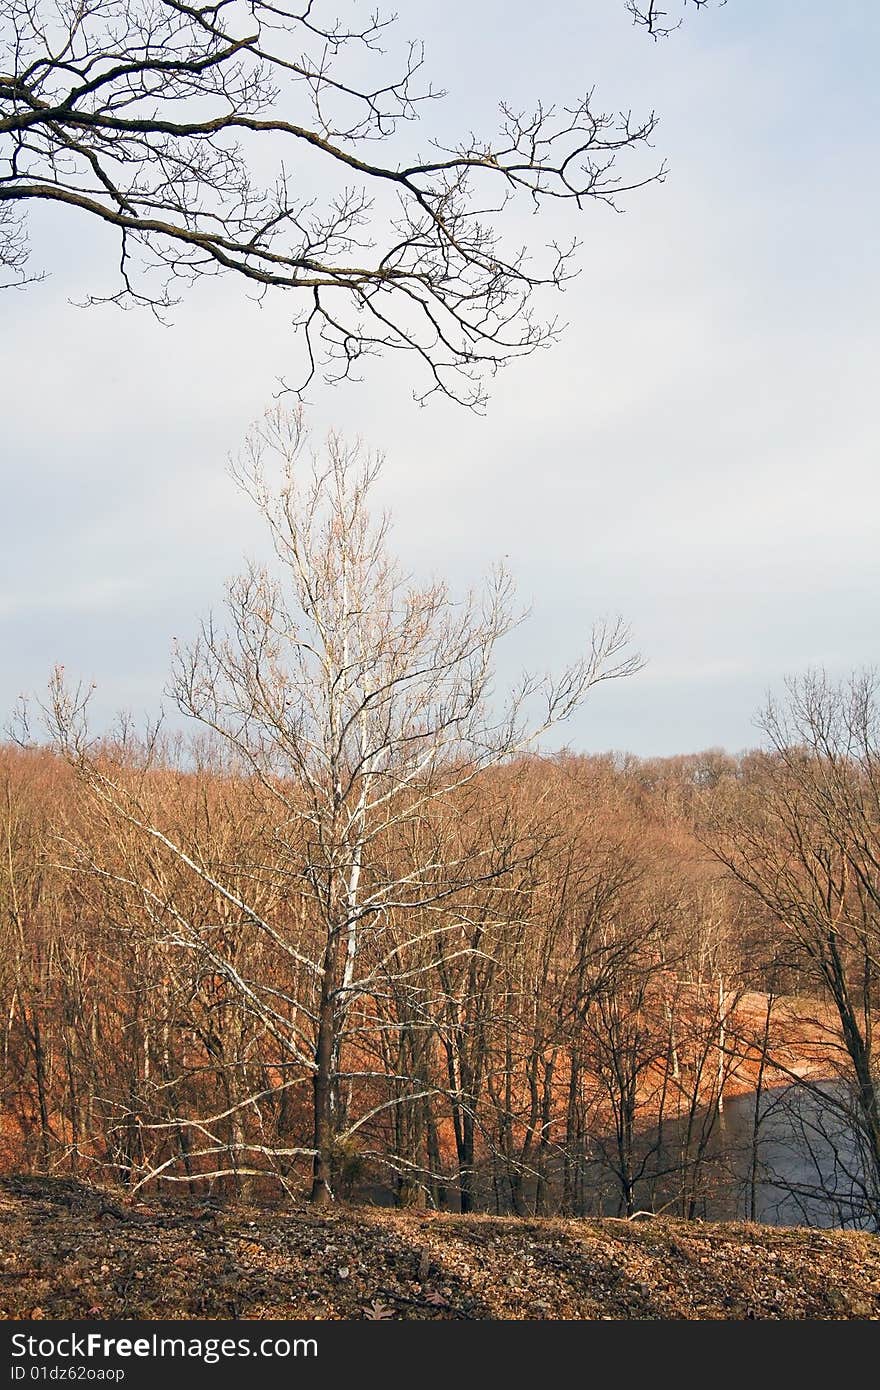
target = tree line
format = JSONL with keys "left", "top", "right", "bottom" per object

{"left": 2, "top": 413, "right": 878, "bottom": 1227}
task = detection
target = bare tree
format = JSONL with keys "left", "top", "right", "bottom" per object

{"left": 706, "top": 670, "right": 880, "bottom": 1227}
{"left": 626, "top": 0, "right": 723, "bottom": 41}
{"left": 48, "top": 405, "right": 639, "bottom": 1203}
{"left": 0, "top": 0, "right": 667, "bottom": 405}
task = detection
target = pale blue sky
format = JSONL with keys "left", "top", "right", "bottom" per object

{"left": 2, "top": 1, "right": 878, "bottom": 755}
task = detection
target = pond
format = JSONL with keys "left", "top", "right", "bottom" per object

{"left": 358, "top": 1079, "right": 879, "bottom": 1229}
{"left": 714, "top": 1080, "right": 878, "bottom": 1229}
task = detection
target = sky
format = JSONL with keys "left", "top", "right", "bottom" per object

{"left": 2, "top": 0, "right": 879, "bottom": 757}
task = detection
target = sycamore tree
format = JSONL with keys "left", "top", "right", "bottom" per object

{"left": 48, "top": 405, "right": 639, "bottom": 1203}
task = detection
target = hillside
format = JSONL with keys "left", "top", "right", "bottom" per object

{"left": 0, "top": 1178, "right": 877, "bottom": 1321}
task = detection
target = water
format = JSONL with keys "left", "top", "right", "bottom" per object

{"left": 358, "top": 1080, "right": 879, "bottom": 1228}
{"left": 717, "top": 1080, "right": 878, "bottom": 1229}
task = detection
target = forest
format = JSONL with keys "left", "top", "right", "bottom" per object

{"left": 2, "top": 415, "right": 878, "bottom": 1233}
{"left": 3, "top": 0, "right": 879, "bottom": 1342}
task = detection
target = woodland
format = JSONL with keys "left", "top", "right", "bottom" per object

{"left": 2, "top": 415, "right": 879, "bottom": 1231}
{"left": 2, "top": 8, "right": 879, "bottom": 1331}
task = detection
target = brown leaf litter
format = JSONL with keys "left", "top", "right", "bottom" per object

{"left": 0, "top": 1177, "right": 877, "bottom": 1321}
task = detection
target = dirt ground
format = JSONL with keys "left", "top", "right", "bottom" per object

{"left": 0, "top": 1176, "right": 878, "bottom": 1321}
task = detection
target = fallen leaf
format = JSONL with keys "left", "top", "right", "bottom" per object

{"left": 364, "top": 1300, "right": 394, "bottom": 1320}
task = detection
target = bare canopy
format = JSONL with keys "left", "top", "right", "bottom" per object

{"left": 46, "top": 405, "right": 641, "bottom": 1204}
{"left": 626, "top": 1, "right": 720, "bottom": 41}
{"left": 0, "top": 0, "right": 669, "bottom": 405}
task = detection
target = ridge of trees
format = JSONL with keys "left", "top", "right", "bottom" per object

{"left": 4, "top": 710, "right": 877, "bottom": 1224}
